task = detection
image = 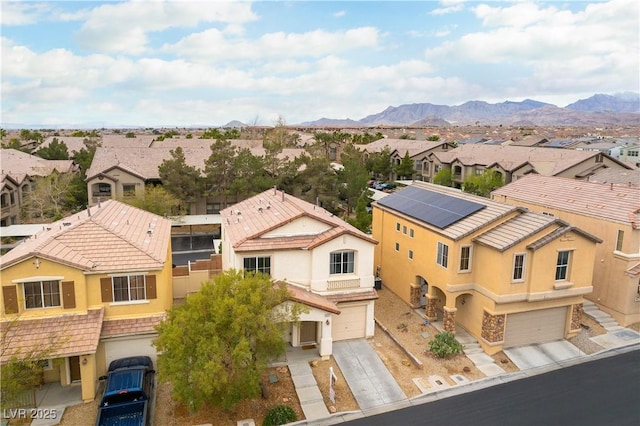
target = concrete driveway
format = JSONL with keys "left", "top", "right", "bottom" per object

{"left": 503, "top": 340, "right": 586, "bottom": 370}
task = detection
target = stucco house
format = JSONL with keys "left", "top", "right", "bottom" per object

{"left": 492, "top": 174, "right": 640, "bottom": 326}
{"left": 372, "top": 181, "right": 601, "bottom": 354}
{"left": 220, "top": 188, "right": 378, "bottom": 358}
{"left": 0, "top": 149, "right": 77, "bottom": 226}
{"left": 1, "top": 200, "right": 173, "bottom": 402}
{"left": 424, "top": 144, "right": 633, "bottom": 188}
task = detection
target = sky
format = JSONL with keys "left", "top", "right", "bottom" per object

{"left": 1, "top": 0, "right": 638, "bottom": 128}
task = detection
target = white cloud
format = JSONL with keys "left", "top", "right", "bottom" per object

{"left": 334, "top": 10, "right": 346, "bottom": 18}
{"left": 426, "top": 0, "right": 639, "bottom": 95}
{"left": 162, "top": 26, "right": 380, "bottom": 61}
{"left": 430, "top": 0, "right": 466, "bottom": 16}
{"left": 75, "top": 0, "right": 259, "bottom": 54}
{"left": 0, "top": 2, "right": 53, "bottom": 25}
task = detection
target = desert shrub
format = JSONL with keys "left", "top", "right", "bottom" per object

{"left": 262, "top": 405, "right": 297, "bottom": 426}
{"left": 429, "top": 331, "right": 463, "bottom": 358}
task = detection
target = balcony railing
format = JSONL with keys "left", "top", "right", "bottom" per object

{"left": 327, "top": 277, "right": 361, "bottom": 290}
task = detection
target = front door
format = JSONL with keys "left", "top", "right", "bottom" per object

{"left": 69, "top": 356, "right": 81, "bottom": 382}
{"left": 300, "top": 321, "right": 317, "bottom": 345}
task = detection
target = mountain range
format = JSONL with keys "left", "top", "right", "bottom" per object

{"left": 300, "top": 92, "right": 640, "bottom": 127}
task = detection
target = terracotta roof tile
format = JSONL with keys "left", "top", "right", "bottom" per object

{"left": 1, "top": 308, "right": 104, "bottom": 363}
{"left": 222, "top": 189, "right": 377, "bottom": 251}
{"left": 101, "top": 315, "right": 165, "bottom": 338}
{"left": 1, "top": 149, "right": 76, "bottom": 179}
{"left": 283, "top": 283, "right": 340, "bottom": 314}
{"left": 492, "top": 175, "right": 640, "bottom": 227}
{"left": 0, "top": 199, "right": 171, "bottom": 272}
{"left": 325, "top": 289, "right": 378, "bottom": 303}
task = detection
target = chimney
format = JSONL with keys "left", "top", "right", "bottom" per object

{"left": 281, "top": 190, "right": 285, "bottom": 202}
{"left": 610, "top": 183, "right": 613, "bottom": 190}
{"left": 87, "top": 206, "right": 91, "bottom": 217}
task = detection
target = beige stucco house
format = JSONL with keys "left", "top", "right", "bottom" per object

{"left": 423, "top": 144, "right": 633, "bottom": 188}
{"left": 1, "top": 200, "right": 173, "bottom": 402}
{"left": 493, "top": 174, "right": 640, "bottom": 326}
{"left": 373, "top": 181, "right": 601, "bottom": 354}
{"left": 221, "top": 188, "right": 378, "bottom": 358}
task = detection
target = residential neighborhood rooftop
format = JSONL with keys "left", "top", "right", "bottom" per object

{"left": 492, "top": 174, "right": 640, "bottom": 227}
{"left": 0, "top": 199, "right": 171, "bottom": 272}
{"left": 473, "top": 212, "right": 557, "bottom": 251}
{"left": 1, "top": 148, "right": 76, "bottom": 180}
{"left": 222, "top": 188, "right": 377, "bottom": 251}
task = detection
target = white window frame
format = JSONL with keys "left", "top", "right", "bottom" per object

{"left": 436, "top": 242, "right": 449, "bottom": 268}
{"left": 555, "top": 251, "right": 571, "bottom": 281}
{"left": 112, "top": 275, "right": 147, "bottom": 302}
{"left": 395, "top": 242, "right": 400, "bottom": 252}
{"left": 402, "top": 225, "right": 407, "bottom": 235}
{"left": 459, "top": 246, "right": 472, "bottom": 272}
{"left": 512, "top": 253, "right": 526, "bottom": 282}
{"left": 243, "top": 256, "right": 272, "bottom": 276}
{"left": 330, "top": 251, "right": 355, "bottom": 275}
{"left": 23, "top": 280, "right": 61, "bottom": 309}
{"left": 616, "top": 230, "right": 624, "bottom": 252}
{"left": 396, "top": 222, "right": 400, "bottom": 232}
{"left": 408, "top": 250, "right": 414, "bottom": 260}
{"left": 409, "top": 229, "right": 414, "bottom": 238}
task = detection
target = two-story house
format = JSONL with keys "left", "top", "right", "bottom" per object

{"left": 1, "top": 200, "right": 173, "bottom": 402}
{"left": 372, "top": 182, "right": 601, "bottom": 354}
{"left": 0, "top": 149, "right": 77, "bottom": 226}
{"left": 492, "top": 174, "right": 640, "bottom": 326}
{"left": 220, "top": 188, "right": 378, "bottom": 358}
{"left": 425, "top": 144, "right": 633, "bottom": 188}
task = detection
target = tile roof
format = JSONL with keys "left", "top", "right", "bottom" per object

{"left": 1, "top": 308, "right": 104, "bottom": 363}
{"left": 473, "top": 212, "right": 557, "bottom": 251}
{"left": 374, "top": 182, "right": 518, "bottom": 241}
{"left": 41, "top": 135, "right": 154, "bottom": 154}
{"left": 356, "top": 139, "right": 447, "bottom": 155}
{"left": 526, "top": 225, "right": 602, "bottom": 250}
{"left": 101, "top": 314, "right": 166, "bottom": 338}
{"left": 325, "top": 289, "right": 378, "bottom": 303}
{"left": 492, "top": 175, "right": 640, "bottom": 228}
{"left": 430, "top": 144, "right": 630, "bottom": 176}
{"left": 626, "top": 263, "right": 640, "bottom": 276}
{"left": 0, "top": 199, "right": 171, "bottom": 272}
{"left": 85, "top": 145, "right": 305, "bottom": 181}
{"left": 283, "top": 283, "right": 340, "bottom": 314}
{"left": 0, "top": 149, "right": 76, "bottom": 179}
{"left": 587, "top": 168, "right": 640, "bottom": 188}
{"left": 222, "top": 189, "right": 377, "bottom": 252}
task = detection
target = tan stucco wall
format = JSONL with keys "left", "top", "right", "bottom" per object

{"left": 492, "top": 194, "right": 639, "bottom": 326}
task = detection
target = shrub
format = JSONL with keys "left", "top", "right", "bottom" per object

{"left": 262, "top": 405, "right": 297, "bottom": 426}
{"left": 429, "top": 331, "right": 463, "bottom": 358}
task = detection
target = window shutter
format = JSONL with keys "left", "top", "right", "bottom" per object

{"left": 62, "top": 281, "right": 76, "bottom": 309}
{"left": 145, "top": 275, "right": 157, "bottom": 300}
{"left": 2, "top": 286, "right": 19, "bottom": 313}
{"left": 100, "top": 277, "right": 113, "bottom": 303}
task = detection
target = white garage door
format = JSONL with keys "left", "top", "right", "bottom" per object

{"left": 104, "top": 335, "right": 158, "bottom": 367}
{"left": 504, "top": 307, "right": 568, "bottom": 348}
{"left": 332, "top": 304, "right": 366, "bottom": 341}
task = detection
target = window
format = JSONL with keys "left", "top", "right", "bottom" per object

{"left": 408, "top": 250, "right": 414, "bottom": 260}
{"left": 24, "top": 281, "right": 61, "bottom": 309}
{"left": 402, "top": 226, "right": 407, "bottom": 235}
{"left": 555, "top": 251, "right": 570, "bottom": 281}
{"left": 512, "top": 254, "right": 526, "bottom": 281}
{"left": 542, "top": 212, "right": 554, "bottom": 217}
{"left": 207, "top": 203, "right": 222, "bottom": 214}
{"left": 112, "top": 275, "right": 146, "bottom": 302}
{"left": 396, "top": 222, "right": 400, "bottom": 232}
{"left": 616, "top": 230, "right": 624, "bottom": 251}
{"left": 436, "top": 242, "right": 449, "bottom": 268}
{"left": 409, "top": 229, "right": 414, "bottom": 238}
{"left": 330, "top": 251, "right": 354, "bottom": 274}
{"left": 395, "top": 242, "right": 400, "bottom": 251}
{"left": 434, "top": 165, "right": 441, "bottom": 174}
{"left": 243, "top": 256, "right": 271, "bottom": 275}
{"left": 628, "top": 151, "right": 638, "bottom": 157}
{"left": 123, "top": 184, "right": 136, "bottom": 197}
{"left": 459, "top": 246, "right": 471, "bottom": 272}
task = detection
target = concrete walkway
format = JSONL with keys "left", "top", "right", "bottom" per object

{"left": 285, "top": 347, "right": 330, "bottom": 421}
{"left": 332, "top": 339, "right": 407, "bottom": 413}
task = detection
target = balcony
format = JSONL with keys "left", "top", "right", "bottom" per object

{"left": 327, "top": 277, "right": 360, "bottom": 290}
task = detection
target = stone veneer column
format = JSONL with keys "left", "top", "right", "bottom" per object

{"left": 443, "top": 307, "right": 457, "bottom": 334}
{"left": 570, "top": 303, "right": 583, "bottom": 331}
{"left": 409, "top": 284, "right": 421, "bottom": 309}
{"left": 425, "top": 296, "right": 437, "bottom": 321}
{"left": 481, "top": 311, "right": 506, "bottom": 343}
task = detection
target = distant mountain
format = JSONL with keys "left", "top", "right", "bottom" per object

{"left": 222, "top": 120, "right": 248, "bottom": 128}
{"left": 566, "top": 92, "right": 640, "bottom": 113}
{"left": 300, "top": 93, "right": 639, "bottom": 127}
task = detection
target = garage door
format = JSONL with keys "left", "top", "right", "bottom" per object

{"left": 332, "top": 304, "right": 366, "bottom": 341}
{"left": 104, "top": 335, "right": 158, "bottom": 367}
{"left": 504, "top": 307, "right": 568, "bottom": 348}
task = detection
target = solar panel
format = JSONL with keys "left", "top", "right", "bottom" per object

{"left": 378, "top": 186, "right": 485, "bottom": 229}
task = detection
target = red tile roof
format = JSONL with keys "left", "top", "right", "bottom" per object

{"left": 101, "top": 315, "right": 165, "bottom": 338}
{"left": 1, "top": 308, "right": 104, "bottom": 363}
{"left": 0, "top": 199, "right": 171, "bottom": 272}
{"left": 325, "top": 289, "right": 378, "bottom": 304}
{"left": 284, "top": 283, "right": 340, "bottom": 314}
{"left": 222, "top": 189, "right": 376, "bottom": 252}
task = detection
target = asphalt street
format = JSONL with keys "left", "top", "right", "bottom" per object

{"left": 344, "top": 349, "right": 640, "bottom": 426}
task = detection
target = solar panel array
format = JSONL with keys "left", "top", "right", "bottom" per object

{"left": 378, "top": 186, "right": 486, "bottom": 229}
